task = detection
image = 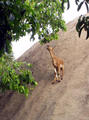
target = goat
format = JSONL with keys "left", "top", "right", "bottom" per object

{"left": 47, "top": 45, "right": 64, "bottom": 84}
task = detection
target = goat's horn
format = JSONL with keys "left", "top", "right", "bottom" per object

{"left": 53, "top": 46, "right": 56, "bottom": 49}
{"left": 47, "top": 45, "right": 49, "bottom": 48}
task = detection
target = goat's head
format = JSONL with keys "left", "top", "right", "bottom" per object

{"left": 47, "top": 45, "right": 56, "bottom": 51}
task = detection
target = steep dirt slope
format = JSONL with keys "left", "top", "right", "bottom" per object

{"left": 0, "top": 18, "right": 89, "bottom": 120}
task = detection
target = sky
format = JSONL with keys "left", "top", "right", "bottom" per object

{"left": 12, "top": 0, "right": 87, "bottom": 59}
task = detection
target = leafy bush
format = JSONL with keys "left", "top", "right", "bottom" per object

{"left": 0, "top": 54, "right": 37, "bottom": 97}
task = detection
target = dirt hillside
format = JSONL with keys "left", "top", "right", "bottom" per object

{"left": 0, "top": 17, "right": 89, "bottom": 120}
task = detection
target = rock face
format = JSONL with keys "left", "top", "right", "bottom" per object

{"left": 0, "top": 19, "right": 89, "bottom": 120}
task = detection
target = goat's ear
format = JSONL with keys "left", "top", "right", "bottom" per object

{"left": 47, "top": 45, "right": 49, "bottom": 49}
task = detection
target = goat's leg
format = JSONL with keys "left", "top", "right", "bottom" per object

{"left": 52, "top": 68, "right": 58, "bottom": 84}
{"left": 57, "top": 66, "right": 61, "bottom": 82}
{"left": 60, "top": 65, "right": 64, "bottom": 80}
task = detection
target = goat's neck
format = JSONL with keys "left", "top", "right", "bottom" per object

{"left": 49, "top": 50, "right": 55, "bottom": 60}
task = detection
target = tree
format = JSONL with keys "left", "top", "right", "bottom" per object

{"left": 0, "top": 0, "right": 66, "bottom": 56}
{"left": 0, "top": 0, "right": 66, "bottom": 96}
{"left": 62, "top": 0, "right": 89, "bottom": 39}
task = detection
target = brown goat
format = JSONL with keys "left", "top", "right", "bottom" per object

{"left": 47, "top": 45, "right": 64, "bottom": 84}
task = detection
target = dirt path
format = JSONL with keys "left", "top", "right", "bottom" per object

{"left": 0, "top": 19, "right": 89, "bottom": 120}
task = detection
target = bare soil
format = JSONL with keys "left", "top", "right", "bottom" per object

{"left": 0, "top": 18, "right": 89, "bottom": 120}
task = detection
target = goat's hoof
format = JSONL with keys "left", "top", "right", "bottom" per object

{"left": 61, "top": 77, "right": 63, "bottom": 80}
{"left": 51, "top": 81, "right": 56, "bottom": 84}
{"left": 52, "top": 82, "right": 55, "bottom": 84}
{"left": 57, "top": 80, "right": 60, "bottom": 82}
{"left": 56, "top": 79, "right": 60, "bottom": 82}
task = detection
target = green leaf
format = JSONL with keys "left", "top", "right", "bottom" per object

{"left": 78, "top": 25, "right": 84, "bottom": 37}
{"left": 27, "top": 63, "right": 32, "bottom": 67}
{"left": 77, "top": 1, "right": 84, "bottom": 11}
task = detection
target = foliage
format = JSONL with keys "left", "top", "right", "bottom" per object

{"left": 0, "top": 54, "right": 37, "bottom": 97}
{"left": 62, "top": 0, "right": 89, "bottom": 39}
{"left": 62, "top": 0, "right": 89, "bottom": 11}
{"left": 0, "top": 0, "right": 66, "bottom": 56}
{"left": 76, "top": 15, "right": 89, "bottom": 39}
{"left": 75, "top": 0, "right": 89, "bottom": 12}
{"left": 75, "top": 0, "right": 89, "bottom": 39}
